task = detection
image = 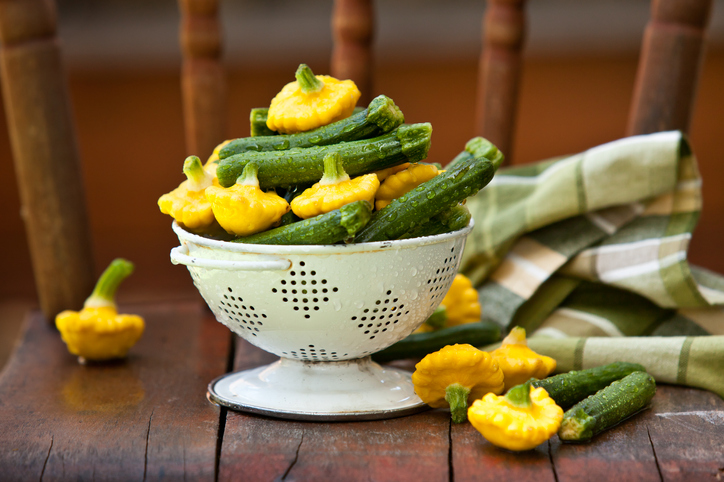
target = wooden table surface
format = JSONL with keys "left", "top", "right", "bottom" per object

{"left": 1, "top": 301, "right": 722, "bottom": 481}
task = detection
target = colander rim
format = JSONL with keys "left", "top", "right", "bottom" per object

{"left": 172, "top": 219, "right": 474, "bottom": 254}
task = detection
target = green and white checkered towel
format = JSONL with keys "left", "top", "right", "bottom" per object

{"left": 461, "top": 131, "right": 724, "bottom": 397}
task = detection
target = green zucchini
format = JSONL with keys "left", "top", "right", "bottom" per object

{"left": 250, "top": 108, "right": 278, "bottom": 137}
{"left": 250, "top": 106, "right": 364, "bottom": 137}
{"left": 222, "top": 96, "right": 404, "bottom": 157}
{"left": 354, "top": 145, "right": 498, "bottom": 243}
{"left": 399, "top": 203, "right": 471, "bottom": 239}
{"left": 530, "top": 362, "right": 646, "bottom": 409}
{"left": 233, "top": 200, "right": 372, "bottom": 245}
{"left": 216, "top": 123, "right": 431, "bottom": 189}
{"left": 447, "top": 136, "right": 505, "bottom": 170}
{"left": 371, "top": 322, "right": 501, "bottom": 363}
{"left": 558, "top": 371, "right": 656, "bottom": 442}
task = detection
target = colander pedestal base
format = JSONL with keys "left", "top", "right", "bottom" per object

{"left": 207, "top": 356, "right": 429, "bottom": 421}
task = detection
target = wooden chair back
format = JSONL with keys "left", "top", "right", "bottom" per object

{"left": 0, "top": 0, "right": 713, "bottom": 320}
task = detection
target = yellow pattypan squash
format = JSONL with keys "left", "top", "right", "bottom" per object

{"left": 492, "top": 327, "right": 557, "bottom": 391}
{"left": 204, "top": 139, "right": 232, "bottom": 175}
{"left": 158, "top": 155, "right": 216, "bottom": 230}
{"left": 375, "top": 163, "right": 439, "bottom": 210}
{"left": 291, "top": 152, "right": 379, "bottom": 219}
{"left": 205, "top": 163, "right": 290, "bottom": 236}
{"left": 412, "top": 344, "right": 505, "bottom": 423}
{"left": 55, "top": 259, "right": 145, "bottom": 363}
{"left": 468, "top": 381, "right": 563, "bottom": 451}
{"left": 267, "top": 63, "right": 360, "bottom": 134}
{"left": 373, "top": 162, "right": 410, "bottom": 182}
{"left": 415, "top": 273, "right": 481, "bottom": 333}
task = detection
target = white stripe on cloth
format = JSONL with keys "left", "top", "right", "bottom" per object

{"left": 694, "top": 285, "right": 724, "bottom": 305}
{"left": 555, "top": 308, "right": 625, "bottom": 337}
{"left": 588, "top": 233, "right": 691, "bottom": 256}
{"left": 507, "top": 253, "right": 551, "bottom": 281}
{"left": 599, "top": 251, "right": 687, "bottom": 283}
{"left": 531, "top": 327, "right": 571, "bottom": 339}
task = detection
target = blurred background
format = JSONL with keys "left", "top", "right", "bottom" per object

{"left": 1, "top": 0, "right": 723, "bottom": 365}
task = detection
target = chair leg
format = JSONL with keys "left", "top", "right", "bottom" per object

{"left": 0, "top": 0, "right": 95, "bottom": 320}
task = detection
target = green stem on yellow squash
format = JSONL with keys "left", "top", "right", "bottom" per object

{"left": 505, "top": 380, "right": 533, "bottom": 408}
{"left": 319, "top": 152, "right": 350, "bottom": 185}
{"left": 296, "top": 64, "right": 324, "bottom": 94}
{"left": 237, "top": 163, "right": 260, "bottom": 187}
{"left": 84, "top": 259, "right": 135, "bottom": 308}
{"left": 183, "top": 155, "right": 213, "bottom": 190}
{"left": 445, "top": 383, "right": 472, "bottom": 424}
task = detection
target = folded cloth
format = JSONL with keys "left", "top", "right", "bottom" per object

{"left": 460, "top": 131, "right": 724, "bottom": 396}
{"left": 527, "top": 336, "right": 724, "bottom": 399}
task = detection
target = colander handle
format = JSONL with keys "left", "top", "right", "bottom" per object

{"left": 170, "top": 245, "right": 291, "bottom": 271}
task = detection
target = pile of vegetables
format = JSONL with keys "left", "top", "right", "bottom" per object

{"left": 158, "top": 63, "right": 503, "bottom": 245}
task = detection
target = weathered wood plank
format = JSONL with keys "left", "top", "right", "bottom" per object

{"left": 0, "top": 302, "right": 230, "bottom": 481}
{"left": 452, "top": 422, "right": 557, "bottom": 482}
{"left": 218, "top": 339, "right": 450, "bottom": 481}
{"left": 644, "top": 386, "right": 724, "bottom": 481}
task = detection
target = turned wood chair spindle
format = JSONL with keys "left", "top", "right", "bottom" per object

{"left": 331, "top": 0, "right": 375, "bottom": 106}
{"left": 0, "top": 0, "right": 95, "bottom": 320}
{"left": 178, "top": 0, "right": 227, "bottom": 158}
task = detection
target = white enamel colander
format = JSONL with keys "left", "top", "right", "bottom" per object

{"left": 170, "top": 219, "right": 473, "bottom": 420}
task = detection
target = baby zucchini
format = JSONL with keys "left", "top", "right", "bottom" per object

{"left": 354, "top": 145, "right": 498, "bottom": 243}
{"left": 399, "top": 203, "right": 471, "bottom": 239}
{"left": 249, "top": 106, "right": 364, "bottom": 137}
{"left": 531, "top": 361, "right": 646, "bottom": 409}
{"left": 371, "top": 322, "right": 501, "bottom": 363}
{"left": 216, "top": 123, "right": 431, "bottom": 189}
{"left": 558, "top": 371, "right": 656, "bottom": 442}
{"left": 233, "top": 200, "right": 372, "bottom": 245}
{"left": 221, "top": 96, "right": 403, "bottom": 157}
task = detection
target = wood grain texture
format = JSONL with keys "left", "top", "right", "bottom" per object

{"left": 627, "top": 0, "right": 713, "bottom": 135}
{"left": 0, "top": 302, "right": 230, "bottom": 481}
{"left": 218, "top": 338, "right": 450, "bottom": 481}
{"left": 331, "top": 0, "right": 374, "bottom": 105}
{"left": 475, "top": 0, "right": 526, "bottom": 165}
{"left": 0, "top": 0, "right": 94, "bottom": 320}
{"left": 178, "top": 0, "right": 227, "bottom": 159}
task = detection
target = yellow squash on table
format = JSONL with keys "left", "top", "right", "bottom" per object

{"left": 412, "top": 344, "right": 504, "bottom": 423}
{"left": 468, "top": 380, "right": 563, "bottom": 451}
{"left": 492, "top": 326, "right": 557, "bottom": 391}
{"left": 55, "top": 258, "right": 145, "bottom": 363}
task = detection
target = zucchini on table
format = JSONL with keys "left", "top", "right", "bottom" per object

{"left": 222, "top": 96, "right": 404, "bottom": 157}
{"left": 233, "top": 200, "right": 372, "bottom": 245}
{"left": 216, "top": 123, "right": 432, "bottom": 189}
{"left": 558, "top": 371, "right": 656, "bottom": 442}
{"left": 371, "top": 322, "right": 501, "bottom": 363}
{"left": 531, "top": 361, "right": 646, "bottom": 409}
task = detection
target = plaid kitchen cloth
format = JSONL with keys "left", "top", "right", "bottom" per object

{"left": 460, "top": 130, "right": 724, "bottom": 397}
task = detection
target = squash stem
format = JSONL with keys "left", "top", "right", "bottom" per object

{"left": 84, "top": 259, "right": 134, "bottom": 308}
{"left": 445, "top": 383, "right": 472, "bottom": 424}
{"left": 504, "top": 380, "right": 533, "bottom": 408}
{"left": 424, "top": 305, "right": 448, "bottom": 330}
{"left": 319, "top": 152, "right": 350, "bottom": 185}
{"left": 183, "top": 155, "right": 212, "bottom": 190}
{"left": 296, "top": 63, "right": 324, "bottom": 94}
{"left": 237, "top": 163, "right": 260, "bottom": 187}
